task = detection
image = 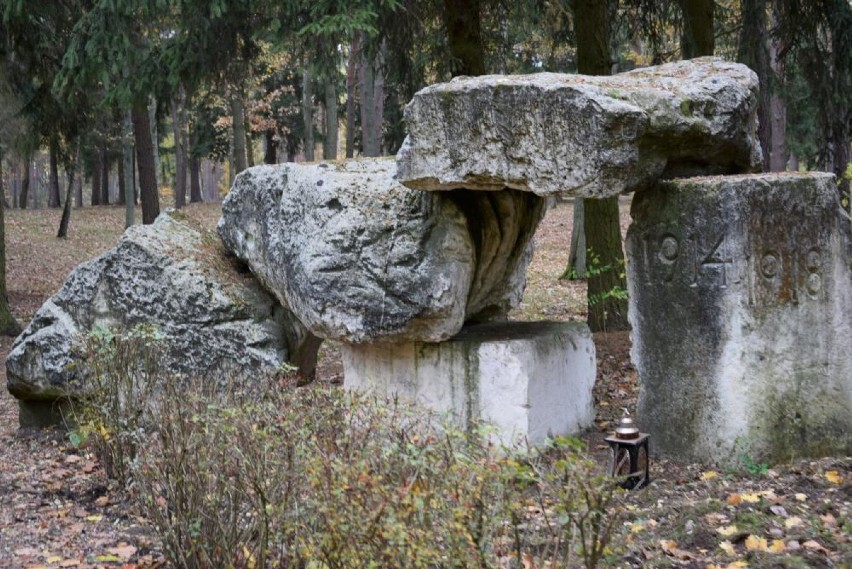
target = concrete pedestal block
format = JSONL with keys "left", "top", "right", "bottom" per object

{"left": 342, "top": 321, "right": 596, "bottom": 446}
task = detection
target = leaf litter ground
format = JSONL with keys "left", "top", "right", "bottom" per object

{"left": 0, "top": 201, "right": 848, "bottom": 568}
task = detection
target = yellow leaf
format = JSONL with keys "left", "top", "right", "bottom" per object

{"left": 85, "top": 514, "right": 103, "bottom": 522}
{"left": 768, "top": 539, "right": 786, "bottom": 553}
{"left": 105, "top": 544, "right": 136, "bottom": 561}
{"left": 741, "top": 493, "right": 760, "bottom": 503}
{"left": 660, "top": 539, "right": 695, "bottom": 560}
{"left": 95, "top": 555, "right": 121, "bottom": 563}
{"left": 717, "top": 525, "right": 739, "bottom": 537}
{"left": 706, "top": 512, "right": 728, "bottom": 525}
{"left": 630, "top": 521, "right": 646, "bottom": 533}
{"left": 825, "top": 470, "right": 842, "bottom": 484}
{"left": 794, "top": 493, "right": 807, "bottom": 501}
{"left": 802, "top": 540, "right": 829, "bottom": 554}
{"left": 243, "top": 546, "right": 257, "bottom": 569}
{"left": 760, "top": 489, "right": 778, "bottom": 500}
{"left": 728, "top": 562, "right": 749, "bottom": 568}
{"left": 701, "top": 470, "right": 719, "bottom": 481}
{"left": 719, "top": 540, "right": 736, "bottom": 556}
{"left": 785, "top": 516, "right": 803, "bottom": 529}
{"left": 660, "top": 539, "right": 678, "bottom": 550}
{"left": 46, "top": 557, "right": 62, "bottom": 564}
{"left": 745, "top": 535, "right": 768, "bottom": 552}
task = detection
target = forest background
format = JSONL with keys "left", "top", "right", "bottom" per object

{"left": 0, "top": 0, "right": 849, "bottom": 335}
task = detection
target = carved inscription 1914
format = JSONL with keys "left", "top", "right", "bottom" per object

{"left": 637, "top": 226, "right": 826, "bottom": 305}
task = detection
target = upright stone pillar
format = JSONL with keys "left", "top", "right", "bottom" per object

{"left": 627, "top": 173, "right": 852, "bottom": 463}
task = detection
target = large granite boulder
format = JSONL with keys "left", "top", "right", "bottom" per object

{"left": 627, "top": 173, "right": 852, "bottom": 463}
{"left": 7, "top": 213, "right": 317, "bottom": 426}
{"left": 397, "top": 58, "right": 761, "bottom": 197}
{"left": 218, "top": 159, "right": 546, "bottom": 343}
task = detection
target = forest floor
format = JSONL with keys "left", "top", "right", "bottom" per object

{"left": 0, "top": 200, "right": 849, "bottom": 569}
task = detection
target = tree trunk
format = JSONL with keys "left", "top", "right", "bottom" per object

{"left": 738, "top": 0, "right": 770, "bottom": 171}
{"left": 768, "top": 2, "right": 787, "bottom": 172}
{"left": 346, "top": 34, "right": 360, "bottom": 158}
{"left": 443, "top": 0, "right": 487, "bottom": 76}
{"left": 0, "top": 185, "right": 20, "bottom": 336}
{"left": 32, "top": 158, "right": 39, "bottom": 209}
{"left": 323, "top": 78, "right": 339, "bottom": 160}
{"left": 245, "top": 107, "right": 254, "bottom": 168}
{"left": 358, "top": 47, "right": 384, "bottom": 157}
{"left": 371, "top": 46, "right": 385, "bottom": 155}
{"left": 11, "top": 163, "right": 18, "bottom": 209}
{"left": 132, "top": 151, "right": 138, "bottom": 204}
{"left": 123, "top": 108, "right": 135, "bottom": 228}
{"left": 91, "top": 151, "right": 101, "bottom": 206}
{"left": 0, "top": 151, "right": 6, "bottom": 210}
{"left": 148, "top": 97, "right": 160, "bottom": 190}
{"left": 20, "top": 156, "right": 30, "bottom": 209}
{"left": 132, "top": 101, "right": 160, "bottom": 224}
{"left": 189, "top": 127, "right": 202, "bottom": 202}
{"left": 230, "top": 94, "right": 248, "bottom": 174}
{"left": 585, "top": 196, "right": 630, "bottom": 331}
{"left": 100, "top": 144, "right": 110, "bottom": 205}
{"left": 75, "top": 166, "right": 83, "bottom": 208}
{"left": 575, "top": 0, "right": 629, "bottom": 332}
{"left": 302, "top": 68, "right": 315, "bottom": 161}
{"left": 264, "top": 129, "right": 278, "bottom": 164}
{"left": 48, "top": 138, "right": 61, "bottom": 208}
{"left": 171, "top": 89, "right": 187, "bottom": 209}
{"left": 680, "top": 0, "right": 715, "bottom": 58}
{"left": 57, "top": 153, "right": 76, "bottom": 239}
{"left": 562, "top": 198, "right": 587, "bottom": 279}
{"left": 118, "top": 155, "right": 126, "bottom": 206}
{"left": 189, "top": 153, "right": 202, "bottom": 203}
{"left": 359, "top": 52, "right": 376, "bottom": 156}
{"left": 0, "top": 144, "right": 20, "bottom": 335}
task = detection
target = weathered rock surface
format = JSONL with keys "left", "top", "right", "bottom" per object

{"left": 342, "top": 321, "right": 596, "bottom": 446}
{"left": 397, "top": 58, "right": 761, "bottom": 198}
{"left": 218, "top": 160, "right": 545, "bottom": 343}
{"left": 7, "top": 213, "right": 315, "bottom": 425}
{"left": 627, "top": 173, "right": 852, "bottom": 463}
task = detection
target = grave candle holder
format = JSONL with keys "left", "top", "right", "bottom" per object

{"left": 605, "top": 411, "right": 650, "bottom": 490}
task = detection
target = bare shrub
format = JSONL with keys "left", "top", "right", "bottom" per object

{"left": 72, "top": 330, "right": 623, "bottom": 569}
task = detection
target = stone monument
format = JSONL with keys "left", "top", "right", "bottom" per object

{"left": 627, "top": 173, "right": 852, "bottom": 462}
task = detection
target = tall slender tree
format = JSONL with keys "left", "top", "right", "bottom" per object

{"left": 574, "top": 0, "right": 630, "bottom": 332}
{"left": 444, "top": 0, "right": 486, "bottom": 76}
{"left": 0, "top": 180, "right": 19, "bottom": 336}
{"left": 774, "top": 0, "right": 851, "bottom": 199}
{"left": 738, "top": 0, "right": 771, "bottom": 171}
{"left": 680, "top": 0, "right": 715, "bottom": 58}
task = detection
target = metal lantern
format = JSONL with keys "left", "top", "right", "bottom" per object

{"left": 605, "top": 411, "right": 650, "bottom": 490}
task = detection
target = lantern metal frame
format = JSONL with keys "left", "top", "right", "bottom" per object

{"left": 605, "top": 432, "right": 650, "bottom": 490}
